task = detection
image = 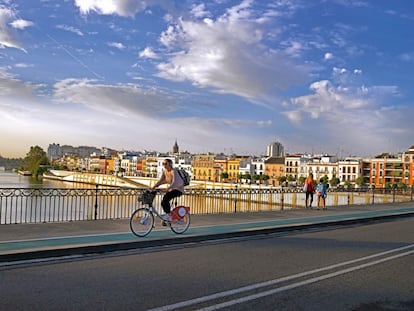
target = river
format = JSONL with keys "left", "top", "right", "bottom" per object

{"left": 0, "top": 171, "right": 77, "bottom": 188}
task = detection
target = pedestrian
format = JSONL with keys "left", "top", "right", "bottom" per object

{"left": 304, "top": 172, "right": 315, "bottom": 208}
{"left": 152, "top": 159, "right": 184, "bottom": 225}
{"left": 316, "top": 178, "right": 328, "bottom": 210}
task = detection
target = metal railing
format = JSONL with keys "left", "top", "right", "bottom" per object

{"left": 0, "top": 187, "right": 413, "bottom": 224}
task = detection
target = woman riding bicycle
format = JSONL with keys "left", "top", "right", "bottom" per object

{"left": 152, "top": 158, "right": 184, "bottom": 223}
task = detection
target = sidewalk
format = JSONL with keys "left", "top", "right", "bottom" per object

{"left": 1, "top": 202, "right": 414, "bottom": 263}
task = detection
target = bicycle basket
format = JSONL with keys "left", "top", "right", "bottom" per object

{"left": 139, "top": 191, "right": 156, "bottom": 204}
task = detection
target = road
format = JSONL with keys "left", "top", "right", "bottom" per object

{"left": 1, "top": 218, "right": 413, "bottom": 311}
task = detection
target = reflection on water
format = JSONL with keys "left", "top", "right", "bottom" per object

{"left": 0, "top": 171, "right": 86, "bottom": 188}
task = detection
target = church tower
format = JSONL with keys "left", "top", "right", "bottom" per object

{"left": 172, "top": 140, "right": 179, "bottom": 154}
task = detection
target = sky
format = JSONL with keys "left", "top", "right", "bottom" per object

{"left": 0, "top": 0, "right": 413, "bottom": 159}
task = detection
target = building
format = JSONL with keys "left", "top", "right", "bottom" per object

{"left": 47, "top": 143, "right": 61, "bottom": 161}
{"left": 338, "top": 158, "right": 362, "bottom": 184}
{"left": 191, "top": 153, "right": 216, "bottom": 181}
{"left": 172, "top": 140, "right": 179, "bottom": 154}
{"left": 264, "top": 157, "right": 285, "bottom": 186}
{"left": 285, "top": 154, "right": 302, "bottom": 180}
{"left": 403, "top": 145, "right": 414, "bottom": 186}
{"left": 368, "top": 157, "right": 405, "bottom": 188}
{"left": 267, "top": 141, "right": 284, "bottom": 158}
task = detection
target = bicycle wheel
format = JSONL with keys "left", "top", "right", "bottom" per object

{"left": 130, "top": 208, "right": 154, "bottom": 237}
{"left": 170, "top": 212, "right": 191, "bottom": 234}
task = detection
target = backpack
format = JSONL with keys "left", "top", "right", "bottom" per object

{"left": 176, "top": 169, "right": 190, "bottom": 186}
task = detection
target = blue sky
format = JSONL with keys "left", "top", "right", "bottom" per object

{"left": 0, "top": 0, "right": 413, "bottom": 158}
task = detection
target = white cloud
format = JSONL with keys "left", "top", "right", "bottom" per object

{"left": 0, "top": 69, "right": 41, "bottom": 98}
{"left": 0, "top": 7, "right": 25, "bottom": 50}
{"left": 74, "top": 0, "right": 161, "bottom": 17}
{"left": 156, "top": 1, "right": 310, "bottom": 102}
{"left": 190, "top": 3, "right": 210, "bottom": 18}
{"left": 139, "top": 47, "right": 158, "bottom": 59}
{"left": 281, "top": 77, "right": 412, "bottom": 156}
{"left": 324, "top": 52, "right": 333, "bottom": 60}
{"left": 333, "top": 67, "right": 347, "bottom": 74}
{"left": 56, "top": 24, "right": 84, "bottom": 36}
{"left": 52, "top": 78, "right": 177, "bottom": 117}
{"left": 108, "top": 42, "right": 125, "bottom": 50}
{"left": 10, "top": 19, "right": 33, "bottom": 29}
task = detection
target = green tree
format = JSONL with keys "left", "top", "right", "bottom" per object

{"left": 355, "top": 176, "right": 365, "bottom": 187}
{"left": 220, "top": 172, "right": 229, "bottom": 180}
{"left": 320, "top": 175, "right": 329, "bottom": 183}
{"left": 330, "top": 177, "right": 340, "bottom": 187}
{"left": 397, "top": 182, "right": 407, "bottom": 189}
{"left": 23, "top": 145, "right": 49, "bottom": 177}
{"left": 0, "top": 155, "right": 23, "bottom": 169}
{"left": 287, "top": 175, "right": 295, "bottom": 182}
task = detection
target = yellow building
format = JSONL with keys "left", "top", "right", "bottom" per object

{"left": 227, "top": 158, "right": 240, "bottom": 182}
{"left": 191, "top": 154, "right": 217, "bottom": 181}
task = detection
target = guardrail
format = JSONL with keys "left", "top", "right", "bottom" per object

{"left": 0, "top": 187, "right": 413, "bottom": 224}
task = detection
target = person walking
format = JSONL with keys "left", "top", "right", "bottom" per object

{"left": 152, "top": 159, "right": 184, "bottom": 224}
{"left": 316, "top": 178, "right": 328, "bottom": 210}
{"left": 304, "top": 173, "right": 315, "bottom": 208}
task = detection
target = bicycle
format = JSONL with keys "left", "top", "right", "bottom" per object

{"left": 130, "top": 189, "right": 191, "bottom": 237}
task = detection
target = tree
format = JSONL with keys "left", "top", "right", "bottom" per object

{"left": 355, "top": 176, "right": 365, "bottom": 187}
{"left": 252, "top": 174, "right": 260, "bottom": 183}
{"left": 330, "top": 177, "right": 340, "bottom": 187}
{"left": 0, "top": 155, "right": 23, "bottom": 170}
{"left": 278, "top": 176, "right": 287, "bottom": 186}
{"left": 23, "top": 145, "right": 49, "bottom": 177}
{"left": 287, "top": 175, "right": 295, "bottom": 182}
{"left": 220, "top": 172, "right": 229, "bottom": 181}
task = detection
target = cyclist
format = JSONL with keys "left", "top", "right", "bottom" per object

{"left": 152, "top": 158, "right": 184, "bottom": 224}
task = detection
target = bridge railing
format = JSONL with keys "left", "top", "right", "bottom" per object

{"left": 0, "top": 187, "right": 413, "bottom": 224}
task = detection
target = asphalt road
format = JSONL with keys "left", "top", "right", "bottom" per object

{"left": 0, "top": 217, "right": 413, "bottom": 310}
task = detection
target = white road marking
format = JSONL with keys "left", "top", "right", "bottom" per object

{"left": 147, "top": 244, "right": 414, "bottom": 311}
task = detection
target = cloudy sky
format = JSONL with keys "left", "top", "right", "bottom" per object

{"left": 0, "top": 0, "right": 413, "bottom": 158}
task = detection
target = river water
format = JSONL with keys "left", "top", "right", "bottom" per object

{"left": 0, "top": 171, "right": 75, "bottom": 188}
{"left": 0, "top": 171, "right": 136, "bottom": 224}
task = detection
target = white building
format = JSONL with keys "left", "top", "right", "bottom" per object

{"left": 338, "top": 158, "right": 362, "bottom": 184}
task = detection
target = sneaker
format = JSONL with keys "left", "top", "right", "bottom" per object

{"left": 162, "top": 213, "right": 172, "bottom": 222}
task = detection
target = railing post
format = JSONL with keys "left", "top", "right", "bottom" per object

{"left": 234, "top": 185, "right": 238, "bottom": 213}
{"left": 371, "top": 188, "right": 375, "bottom": 204}
{"left": 392, "top": 186, "right": 396, "bottom": 203}
{"left": 280, "top": 188, "right": 284, "bottom": 211}
{"left": 94, "top": 184, "right": 98, "bottom": 220}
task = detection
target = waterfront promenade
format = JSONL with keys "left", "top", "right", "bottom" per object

{"left": 1, "top": 201, "right": 414, "bottom": 264}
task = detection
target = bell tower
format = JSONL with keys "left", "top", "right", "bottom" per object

{"left": 172, "top": 139, "right": 179, "bottom": 154}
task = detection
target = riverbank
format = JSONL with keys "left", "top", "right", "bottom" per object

{"left": 43, "top": 170, "right": 146, "bottom": 188}
{"left": 17, "top": 170, "right": 32, "bottom": 176}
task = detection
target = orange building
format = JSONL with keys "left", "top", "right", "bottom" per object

{"left": 264, "top": 157, "right": 285, "bottom": 186}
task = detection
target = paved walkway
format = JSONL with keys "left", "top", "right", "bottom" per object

{"left": 1, "top": 202, "right": 414, "bottom": 263}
